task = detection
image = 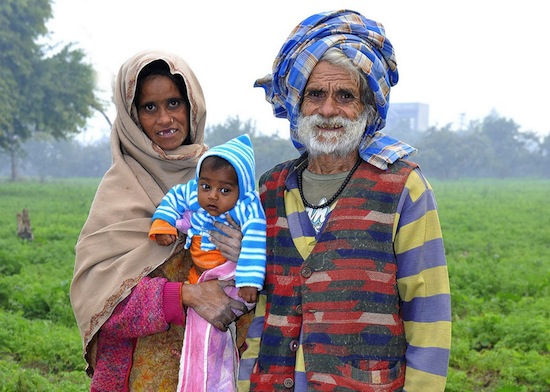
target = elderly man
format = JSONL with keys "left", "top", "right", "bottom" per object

{"left": 237, "top": 10, "right": 451, "bottom": 392}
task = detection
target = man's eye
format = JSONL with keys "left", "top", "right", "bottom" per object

{"left": 336, "top": 92, "right": 356, "bottom": 104}
{"left": 306, "top": 90, "right": 324, "bottom": 100}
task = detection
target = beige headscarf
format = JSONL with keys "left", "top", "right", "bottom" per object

{"left": 70, "top": 50, "right": 207, "bottom": 372}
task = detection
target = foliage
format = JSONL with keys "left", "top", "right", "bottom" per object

{"left": 434, "top": 179, "right": 550, "bottom": 391}
{"left": 408, "top": 113, "right": 549, "bottom": 179}
{"left": 0, "top": 179, "right": 98, "bottom": 390}
{"left": 0, "top": 179, "right": 548, "bottom": 390}
{"left": 22, "top": 135, "right": 111, "bottom": 180}
{"left": 0, "top": 0, "right": 103, "bottom": 180}
{"left": 0, "top": 0, "right": 51, "bottom": 135}
{"left": 204, "top": 116, "right": 299, "bottom": 179}
{"left": 0, "top": 115, "right": 300, "bottom": 181}
{"left": 1, "top": 111, "right": 549, "bottom": 182}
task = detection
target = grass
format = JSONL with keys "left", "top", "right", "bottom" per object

{"left": 0, "top": 178, "right": 548, "bottom": 391}
{"left": 434, "top": 179, "right": 550, "bottom": 391}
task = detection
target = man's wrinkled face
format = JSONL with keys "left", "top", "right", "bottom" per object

{"left": 297, "top": 61, "right": 372, "bottom": 157}
{"left": 301, "top": 61, "right": 364, "bottom": 122}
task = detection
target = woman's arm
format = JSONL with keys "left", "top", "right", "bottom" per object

{"left": 100, "top": 276, "right": 175, "bottom": 338}
{"left": 102, "top": 274, "right": 248, "bottom": 337}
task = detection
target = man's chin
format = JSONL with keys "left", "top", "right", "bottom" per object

{"left": 308, "top": 138, "right": 361, "bottom": 157}
{"left": 313, "top": 134, "right": 340, "bottom": 145}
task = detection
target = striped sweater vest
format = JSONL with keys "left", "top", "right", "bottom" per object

{"left": 251, "top": 158, "right": 416, "bottom": 391}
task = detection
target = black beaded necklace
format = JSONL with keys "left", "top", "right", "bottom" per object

{"left": 297, "top": 157, "right": 362, "bottom": 209}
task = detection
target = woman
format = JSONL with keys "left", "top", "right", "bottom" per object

{"left": 70, "top": 50, "right": 248, "bottom": 391}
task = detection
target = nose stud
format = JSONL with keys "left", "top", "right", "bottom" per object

{"left": 170, "top": 118, "right": 174, "bottom": 124}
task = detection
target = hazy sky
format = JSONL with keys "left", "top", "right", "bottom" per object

{"left": 48, "top": 0, "right": 549, "bottom": 142}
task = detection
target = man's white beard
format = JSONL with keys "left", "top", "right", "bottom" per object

{"left": 296, "top": 112, "right": 369, "bottom": 158}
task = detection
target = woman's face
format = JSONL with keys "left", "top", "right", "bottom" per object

{"left": 136, "top": 75, "right": 190, "bottom": 151}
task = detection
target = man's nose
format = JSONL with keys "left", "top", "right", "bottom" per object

{"left": 317, "top": 96, "right": 340, "bottom": 117}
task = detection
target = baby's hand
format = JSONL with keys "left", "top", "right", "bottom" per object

{"left": 238, "top": 286, "right": 258, "bottom": 303}
{"left": 156, "top": 234, "right": 176, "bottom": 246}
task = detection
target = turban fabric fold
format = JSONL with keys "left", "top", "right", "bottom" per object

{"left": 255, "top": 9, "right": 416, "bottom": 169}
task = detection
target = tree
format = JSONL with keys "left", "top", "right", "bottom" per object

{"left": 205, "top": 116, "right": 255, "bottom": 147}
{"left": 205, "top": 116, "right": 298, "bottom": 180}
{"left": 477, "top": 113, "right": 533, "bottom": 177}
{"left": 411, "top": 125, "right": 477, "bottom": 180}
{"left": 252, "top": 133, "right": 298, "bottom": 178}
{"left": 15, "top": 135, "right": 111, "bottom": 180}
{"left": 0, "top": 0, "right": 103, "bottom": 180}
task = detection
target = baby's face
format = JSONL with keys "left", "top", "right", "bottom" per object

{"left": 197, "top": 164, "right": 239, "bottom": 216}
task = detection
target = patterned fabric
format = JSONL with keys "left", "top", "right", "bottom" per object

{"left": 253, "top": 10, "right": 416, "bottom": 168}
{"left": 362, "top": 132, "right": 419, "bottom": 171}
{"left": 93, "top": 250, "right": 189, "bottom": 391}
{"left": 128, "top": 323, "right": 185, "bottom": 391}
{"left": 252, "top": 158, "right": 412, "bottom": 390}
{"left": 238, "top": 160, "right": 451, "bottom": 392}
{"left": 151, "top": 134, "right": 267, "bottom": 289}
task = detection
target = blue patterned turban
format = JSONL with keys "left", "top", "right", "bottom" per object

{"left": 255, "top": 9, "right": 415, "bottom": 169}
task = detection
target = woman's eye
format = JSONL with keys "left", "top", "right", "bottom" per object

{"left": 168, "top": 99, "right": 184, "bottom": 109}
{"left": 141, "top": 103, "right": 156, "bottom": 112}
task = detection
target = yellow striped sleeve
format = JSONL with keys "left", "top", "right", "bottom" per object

{"left": 403, "top": 320, "right": 452, "bottom": 349}
{"left": 395, "top": 209, "right": 443, "bottom": 253}
{"left": 404, "top": 367, "right": 448, "bottom": 392}
{"left": 393, "top": 169, "right": 429, "bottom": 240}
{"left": 406, "top": 169, "right": 430, "bottom": 201}
{"left": 397, "top": 265, "right": 451, "bottom": 301}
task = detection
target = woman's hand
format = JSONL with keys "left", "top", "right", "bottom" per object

{"left": 180, "top": 279, "right": 247, "bottom": 331}
{"left": 210, "top": 215, "right": 242, "bottom": 262}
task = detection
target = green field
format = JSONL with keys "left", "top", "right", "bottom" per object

{"left": 0, "top": 179, "right": 548, "bottom": 391}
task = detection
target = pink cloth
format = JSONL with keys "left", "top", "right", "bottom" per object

{"left": 175, "top": 210, "right": 193, "bottom": 232}
{"left": 177, "top": 261, "right": 254, "bottom": 391}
